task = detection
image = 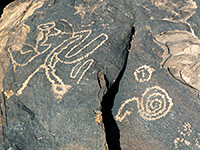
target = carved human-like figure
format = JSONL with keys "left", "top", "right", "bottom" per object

{"left": 8, "top": 19, "right": 108, "bottom": 99}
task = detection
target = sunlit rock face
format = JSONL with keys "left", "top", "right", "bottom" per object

{"left": 0, "top": 0, "right": 200, "bottom": 150}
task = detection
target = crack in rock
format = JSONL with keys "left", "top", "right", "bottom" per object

{"left": 99, "top": 26, "right": 135, "bottom": 150}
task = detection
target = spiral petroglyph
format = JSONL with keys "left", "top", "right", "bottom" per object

{"left": 138, "top": 86, "right": 173, "bottom": 121}
{"left": 115, "top": 86, "right": 173, "bottom": 122}
{"left": 134, "top": 65, "right": 155, "bottom": 82}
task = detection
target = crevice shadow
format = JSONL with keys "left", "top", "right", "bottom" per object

{"left": 101, "top": 27, "right": 135, "bottom": 150}
{"left": 0, "top": 0, "right": 15, "bottom": 18}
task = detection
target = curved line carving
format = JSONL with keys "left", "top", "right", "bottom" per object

{"left": 134, "top": 65, "right": 155, "bottom": 82}
{"left": 8, "top": 19, "right": 108, "bottom": 99}
{"left": 115, "top": 86, "right": 173, "bottom": 122}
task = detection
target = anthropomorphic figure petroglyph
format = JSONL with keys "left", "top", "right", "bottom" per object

{"left": 8, "top": 19, "right": 108, "bottom": 99}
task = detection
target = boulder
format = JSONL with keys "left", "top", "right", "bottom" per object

{"left": 0, "top": 0, "right": 200, "bottom": 150}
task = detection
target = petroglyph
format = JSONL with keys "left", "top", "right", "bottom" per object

{"left": 134, "top": 65, "right": 155, "bottom": 82}
{"left": 7, "top": 19, "right": 108, "bottom": 99}
{"left": 115, "top": 97, "right": 138, "bottom": 122}
{"left": 115, "top": 86, "right": 173, "bottom": 122}
{"left": 70, "top": 59, "right": 94, "bottom": 84}
{"left": 174, "top": 122, "right": 200, "bottom": 149}
{"left": 139, "top": 86, "right": 173, "bottom": 120}
{"left": 0, "top": 0, "right": 47, "bottom": 93}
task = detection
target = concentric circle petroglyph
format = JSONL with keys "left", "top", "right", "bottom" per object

{"left": 138, "top": 86, "right": 173, "bottom": 121}
{"left": 134, "top": 65, "right": 155, "bottom": 82}
{"left": 115, "top": 86, "right": 173, "bottom": 122}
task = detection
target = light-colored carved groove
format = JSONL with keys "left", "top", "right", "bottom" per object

{"left": 134, "top": 65, "right": 155, "bottom": 82}
{"left": 8, "top": 19, "right": 108, "bottom": 99}
{"left": 115, "top": 86, "right": 173, "bottom": 122}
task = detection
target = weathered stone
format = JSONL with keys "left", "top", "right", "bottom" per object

{"left": 112, "top": 1, "right": 200, "bottom": 150}
{"left": 1, "top": 0, "right": 200, "bottom": 149}
{"left": 0, "top": 0, "right": 134, "bottom": 149}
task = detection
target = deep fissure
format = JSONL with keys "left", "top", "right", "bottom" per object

{"left": 100, "top": 26, "right": 135, "bottom": 150}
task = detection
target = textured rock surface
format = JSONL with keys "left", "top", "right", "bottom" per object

{"left": 0, "top": 0, "right": 134, "bottom": 149}
{"left": 0, "top": 0, "right": 200, "bottom": 150}
{"left": 113, "top": 1, "right": 200, "bottom": 150}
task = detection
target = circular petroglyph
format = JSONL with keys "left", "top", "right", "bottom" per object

{"left": 115, "top": 86, "right": 173, "bottom": 122}
{"left": 138, "top": 86, "right": 173, "bottom": 121}
{"left": 134, "top": 65, "right": 155, "bottom": 82}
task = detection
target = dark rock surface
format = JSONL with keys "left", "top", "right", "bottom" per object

{"left": 0, "top": 0, "right": 200, "bottom": 150}
{"left": 112, "top": 1, "right": 200, "bottom": 150}
{"left": 0, "top": 0, "right": 134, "bottom": 149}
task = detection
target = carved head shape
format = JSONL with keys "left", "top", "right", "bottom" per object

{"left": 36, "top": 19, "right": 74, "bottom": 48}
